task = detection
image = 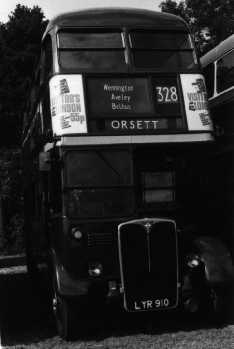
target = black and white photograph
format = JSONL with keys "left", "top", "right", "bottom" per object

{"left": 0, "top": 0, "right": 234, "bottom": 348}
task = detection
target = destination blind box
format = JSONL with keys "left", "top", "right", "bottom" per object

{"left": 86, "top": 76, "right": 184, "bottom": 134}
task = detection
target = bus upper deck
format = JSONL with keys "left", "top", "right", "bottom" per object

{"left": 22, "top": 8, "right": 213, "bottom": 147}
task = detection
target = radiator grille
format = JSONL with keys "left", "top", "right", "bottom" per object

{"left": 118, "top": 219, "right": 179, "bottom": 312}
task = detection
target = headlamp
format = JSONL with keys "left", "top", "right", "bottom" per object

{"left": 71, "top": 227, "right": 83, "bottom": 240}
{"left": 187, "top": 255, "right": 201, "bottom": 268}
{"left": 88, "top": 262, "right": 103, "bottom": 277}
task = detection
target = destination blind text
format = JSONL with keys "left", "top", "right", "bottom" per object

{"left": 104, "top": 83, "right": 134, "bottom": 111}
{"left": 111, "top": 119, "right": 160, "bottom": 130}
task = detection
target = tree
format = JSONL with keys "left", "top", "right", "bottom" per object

{"left": 160, "top": 0, "right": 187, "bottom": 18}
{"left": 159, "top": 0, "right": 234, "bottom": 54}
{"left": 0, "top": 4, "right": 48, "bottom": 146}
{"left": 0, "top": 4, "right": 48, "bottom": 254}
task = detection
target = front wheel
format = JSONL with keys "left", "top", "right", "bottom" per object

{"left": 53, "top": 292, "right": 78, "bottom": 340}
{"left": 208, "top": 286, "right": 230, "bottom": 326}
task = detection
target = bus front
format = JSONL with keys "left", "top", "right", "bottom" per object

{"left": 41, "top": 9, "right": 221, "bottom": 339}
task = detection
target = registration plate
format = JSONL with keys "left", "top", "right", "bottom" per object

{"left": 133, "top": 298, "right": 170, "bottom": 311}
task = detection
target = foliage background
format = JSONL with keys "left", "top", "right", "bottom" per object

{"left": 0, "top": 1, "right": 234, "bottom": 254}
{"left": 160, "top": 0, "right": 234, "bottom": 55}
{"left": 0, "top": 4, "right": 47, "bottom": 254}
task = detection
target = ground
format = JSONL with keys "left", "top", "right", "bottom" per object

{"left": 0, "top": 267, "right": 234, "bottom": 349}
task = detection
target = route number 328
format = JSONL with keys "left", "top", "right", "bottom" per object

{"left": 156, "top": 86, "right": 178, "bottom": 103}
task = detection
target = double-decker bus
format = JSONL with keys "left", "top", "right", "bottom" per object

{"left": 201, "top": 37, "right": 234, "bottom": 243}
{"left": 201, "top": 36, "right": 234, "bottom": 308}
{"left": 22, "top": 8, "right": 233, "bottom": 339}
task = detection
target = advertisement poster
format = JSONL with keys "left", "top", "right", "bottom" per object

{"left": 180, "top": 74, "right": 213, "bottom": 131}
{"left": 49, "top": 74, "right": 87, "bottom": 135}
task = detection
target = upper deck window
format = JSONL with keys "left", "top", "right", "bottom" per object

{"left": 58, "top": 31, "right": 124, "bottom": 49}
{"left": 57, "top": 30, "right": 127, "bottom": 72}
{"left": 130, "top": 32, "right": 191, "bottom": 50}
{"left": 130, "top": 31, "right": 197, "bottom": 71}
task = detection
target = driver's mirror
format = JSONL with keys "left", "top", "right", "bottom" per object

{"left": 39, "top": 151, "right": 51, "bottom": 171}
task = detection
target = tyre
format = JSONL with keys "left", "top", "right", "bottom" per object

{"left": 208, "top": 286, "right": 230, "bottom": 326}
{"left": 53, "top": 292, "right": 77, "bottom": 340}
{"left": 52, "top": 272, "right": 89, "bottom": 340}
{"left": 52, "top": 285, "right": 105, "bottom": 339}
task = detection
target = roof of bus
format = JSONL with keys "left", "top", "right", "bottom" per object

{"left": 200, "top": 34, "right": 234, "bottom": 67}
{"left": 43, "top": 7, "right": 188, "bottom": 38}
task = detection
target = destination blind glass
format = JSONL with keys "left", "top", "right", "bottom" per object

{"left": 87, "top": 78, "right": 153, "bottom": 116}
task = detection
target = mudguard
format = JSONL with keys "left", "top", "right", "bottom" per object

{"left": 193, "top": 236, "right": 234, "bottom": 285}
{"left": 51, "top": 249, "right": 90, "bottom": 297}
